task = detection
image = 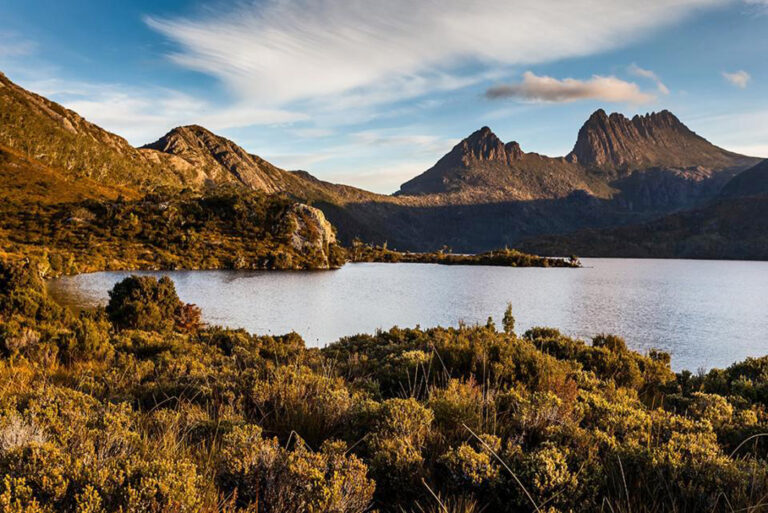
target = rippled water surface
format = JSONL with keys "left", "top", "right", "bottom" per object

{"left": 47, "top": 259, "right": 768, "bottom": 371}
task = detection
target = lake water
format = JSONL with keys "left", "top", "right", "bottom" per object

{"left": 47, "top": 259, "right": 768, "bottom": 371}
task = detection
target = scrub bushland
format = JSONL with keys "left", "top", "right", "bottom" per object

{"left": 1, "top": 259, "right": 768, "bottom": 512}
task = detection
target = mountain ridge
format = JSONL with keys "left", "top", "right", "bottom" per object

{"left": 1, "top": 70, "right": 765, "bottom": 255}
{"left": 398, "top": 109, "right": 759, "bottom": 200}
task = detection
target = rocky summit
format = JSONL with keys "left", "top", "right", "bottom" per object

{"left": 142, "top": 125, "right": 287, "bottom": 193}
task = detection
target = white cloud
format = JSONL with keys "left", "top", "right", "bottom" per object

{"left": 485, "top": 72, "right": 655, "bottom": 104}
{"left": 722, "top": 70, "right": 751, "bottom": 88}
{"left": 146, "top": 0, "right": 724, "bottom": 109}
{"left": 291, "top": 128, "right": 335, "bottom": 139}
{"left": 25, "top": 78, "right": 307, "bottom": 145}
{"left": 628, "top": 64, "right": 670, "bottom": 95}
{"left": 323, "top": 161, "right": 440, "bottom": 193}
{"left": 266, "top": 129, "right": 459, "bottom": 192}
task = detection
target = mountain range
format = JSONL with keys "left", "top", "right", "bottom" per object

{"left": 1, "top": 70, "right": 766, "bottom": 258}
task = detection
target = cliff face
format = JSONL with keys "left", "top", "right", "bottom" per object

{"left": 395, "top": 109, "right": 760, "bottom": 212}
{"left": 277, "top": 203, "right": 339, "bottom": 269}
{"left": 567, "top": 109, "right": 754, "bottom": 174}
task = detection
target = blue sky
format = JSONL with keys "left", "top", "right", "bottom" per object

{"left": 1, "top": 0, "right": 766, "bottom": 193}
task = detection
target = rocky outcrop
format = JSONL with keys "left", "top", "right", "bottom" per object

{"left": 141, "top": 125, "right": 287, "bottom": 192}
{"left": 277, "top": 203, "right": 338, "bottom": 269}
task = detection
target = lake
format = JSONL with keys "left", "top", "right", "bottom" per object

{"left": 47, "top": 258, "right": 768, "bottom": 371}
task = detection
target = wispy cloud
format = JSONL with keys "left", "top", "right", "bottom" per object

{"left": 628, "top": 64, "right": 670, "bottom": 95}
{"left": 744, "top": 0, "right": 768, "bottom": 14}
{"left": 146, "top": 0, "right": 723, "bottom": 111}
{"left": 485, "top": 72, "right": 655, "bottom": 104}
{"left": 722, "top": 70, "right": 751, "bottom": 88}
{"left": 0, "top": 31, "right": 36, "bottom": 58}
{"left": 26, "top": 78, "right": 307, "bottom": 145}
{"left": 266, "top": 129, "right": 459, "bottom": 192}
{"left": 688, "top": 108, "right": 768, "bottom": 157}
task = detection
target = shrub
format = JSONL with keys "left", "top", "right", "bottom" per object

{"left": 106, "top": 275, "right": 200, "bottom": 333}
{"left": 217, "top": 425, "right": 374, "bottom": 512}
{"left": 249, "top": 365, "right": 354, "bottom": 446}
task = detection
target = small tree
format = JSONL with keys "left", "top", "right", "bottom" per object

{"left": 106, "top": 276, "right": 183, "bottom": 331}
{"left": 503, "top": 303, "right": 515, "bottom": 335}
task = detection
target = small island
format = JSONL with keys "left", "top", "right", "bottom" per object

{"left": 348, "top": 240, "right": 580, "bottom": 267}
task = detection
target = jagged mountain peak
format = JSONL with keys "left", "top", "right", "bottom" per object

{"left": 396, "top": 124, "right": 610, "bottom": 199}
{"left": 457, "top": 126, "right": 512, "bottom": 163}
{"left": 567, "top": 108, "right": 741, "bottom": 172}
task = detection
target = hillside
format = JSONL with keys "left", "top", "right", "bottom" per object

{"left": 142, "top": 125, "right": 289, "bottom": 192}
{"left": 0, "top": 72, "right": 182, "bottom": 188}
{"left": 0, "top": 143, "right": 134, "bottom": 205}
{"left": 719, "top": 159, "right": 768, "bottom": 198}
{"left": 519, "top": 193, "right": 768, "bottom": 260}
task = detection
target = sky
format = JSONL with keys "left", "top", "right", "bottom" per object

{"left": 0, "top": 0, "right": 766, "bottom": 193}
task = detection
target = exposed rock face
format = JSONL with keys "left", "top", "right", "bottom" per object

{"left": 277, "top": 203, "right": 338, "bottom": 269}
{"left": 567, "top": 109, "right": 753, "bottom": 174}
{"left": 141, "top": 125, "right": 286, "bottom": 192}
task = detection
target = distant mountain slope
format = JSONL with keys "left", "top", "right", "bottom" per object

{"left": 0, "top": 143, "right": 132, "bottom": 204}
{"left": 719, "top": 159, "right": 768, "bottom": 198}
{"left": 519, "top": 192, "right": 768, "bottom": 260}
{"left": 0, "top": 72, "right": 180, "bottom": 188}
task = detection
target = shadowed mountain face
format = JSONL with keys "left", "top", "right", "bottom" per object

{"left": 719, "top": 159, "right": 768, "bottom": 199}
{"left": 0, "top": 70, "right": 764, "bottom": 256}
{"left": 519, "top": 159, "right": 768, "bottom": 260}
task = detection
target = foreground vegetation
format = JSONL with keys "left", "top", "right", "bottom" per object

{"left": 2, "top": 260, "right": 768, "bottom": 512}
{"left": 349, "top": 241, "right": 580, "bottom": 267}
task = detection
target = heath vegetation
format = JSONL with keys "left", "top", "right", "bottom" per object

{"left": 1, "top": 259, "right": 768, "bottom": 512}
